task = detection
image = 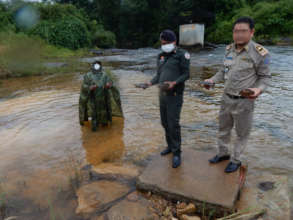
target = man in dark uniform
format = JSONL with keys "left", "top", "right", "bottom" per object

{"left": 146, "top": 30, "right": 190, "bottom": 168}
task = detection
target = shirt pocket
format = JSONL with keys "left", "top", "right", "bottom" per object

{"left": 238, "top": 58, "right": 255, "bottom": 79}
{"left": 167, "top": 57, "right": 180, "bottom": 67}
{"left": 238, "top": 57, "right": 254, "bottom": 71}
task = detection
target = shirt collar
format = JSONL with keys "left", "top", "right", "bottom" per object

{"left": 233, "top": 40, "right": 252, "bottom": 53}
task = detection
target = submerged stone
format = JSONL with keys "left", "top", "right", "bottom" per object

{"left": 76, "top": 180, "right": 130, "bottom": 215}
{"left": 236, "top": 175, "right": 290, "bottom": 220}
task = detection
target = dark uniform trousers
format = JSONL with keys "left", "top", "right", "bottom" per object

{"left": 159, "top": 91, "right": 183, "bottom": 155}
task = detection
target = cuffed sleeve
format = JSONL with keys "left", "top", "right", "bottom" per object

{"left": 210, "top": 66, "right": 225, "bottom": 83}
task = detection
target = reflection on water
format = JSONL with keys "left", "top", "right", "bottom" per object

{"left": 81, "top": 117, "right": 125, "bottom": 165}
{"left": 0, "top": 46, "right": 293, "bottom": 218}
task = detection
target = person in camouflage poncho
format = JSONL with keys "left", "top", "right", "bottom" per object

{"left": 79, "top": 61, "right": 123, "bottom": 131}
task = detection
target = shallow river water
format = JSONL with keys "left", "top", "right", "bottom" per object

{"left": 0, "top": 46, "right": 292, "bottom": 219}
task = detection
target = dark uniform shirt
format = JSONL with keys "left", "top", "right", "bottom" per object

{"left": 151, "top": 48, "right": 190, "bottom": 94}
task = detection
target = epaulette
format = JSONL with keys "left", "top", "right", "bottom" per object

{"left": 255, "top": 44, "right": 268, "bottom": 56}
{"left": 226, "top": 43, "right": 233, "bottom": 51}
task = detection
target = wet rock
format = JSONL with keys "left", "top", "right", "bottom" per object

{"left": 236, "top": 175, "right": 290, "bottom": 220}
{"left": 104, "top": 197, "right": 154, "bottom": 220}
{"left": 163, "top": 206, "right": 172, "bottom": 217}
{"left": 216, "top": 209, "right": 266, "bottom": 220}
{"left": 81, "top": 164, "right": 92, "bottom": 171}
{"left": 126, "top": 191, "right": 139, "bottom": 202}
{"left": 180, "top": 215, "right": 201, "bottom": 220}
{"left": 177, "top": 203, "right": 196, "bottom": 216}
{"left": 90, "top": 215, "right": 104, "bottom": 220}
{"left": 91, "top": 163, "right": 139, "bottom": 179}
{"left": 148, "top": 194, "right": 169, "bottom": 214}
{"left": 258, "top": 181, "right": 275, "bottom": 191}
{"left": 89, "top": 48, "right": 128, "bottom": 56}
{"left": 176, "top": 202, "right": 187, "bottom": 210}
{"left": 44, "top": 62, "right": 67, "bottom": 68}
{"left": 75, "top": 180, "right": 131, "bottom": 215}
{"left": 4, "top": 217, "right": 18, "bottom": 220}
{"left": 144, "top": 191, "right": 152, "bottom": 199}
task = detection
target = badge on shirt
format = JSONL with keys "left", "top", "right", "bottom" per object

{"left": 160, "top": 56, "right": 165, "bottom": 62}
{"left": 241, "top": 56, "right": 250, "bottom": 61}
{"left": 184, "top": 52, "right": 190, "bottom": 60}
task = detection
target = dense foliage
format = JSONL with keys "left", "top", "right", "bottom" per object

{"left": 1, "top": 0, "right": 293, "bottom": 48}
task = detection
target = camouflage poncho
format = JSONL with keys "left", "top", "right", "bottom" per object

{"left": 79, "top": 68, "right": 123, "bottom": 131}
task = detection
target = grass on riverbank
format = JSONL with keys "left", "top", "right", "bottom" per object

{"left": 0, "top": 32, "right": 91, "bottom": 78}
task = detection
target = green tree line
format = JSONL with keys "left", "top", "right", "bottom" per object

{"left": 1, "top": 0, "right": 293, "bottom": 49}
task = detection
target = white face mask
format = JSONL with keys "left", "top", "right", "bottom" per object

{"left": 93, "top": 63, "right": 101, "bottom": 70}
{"left": 161, "top": 43, "right": 175, "bottom": 53}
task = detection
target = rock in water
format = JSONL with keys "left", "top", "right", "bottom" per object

{"left": 76, "top": 180, "right": 130, "bottom": 215}
{"left": 104, "top": 197, "right": 154, "bottom": 220}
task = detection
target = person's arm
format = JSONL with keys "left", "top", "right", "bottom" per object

{"left": 149, "top": 55, "right": 161, "bottom": 86}
{"left": 256, "top": 54, "right": 271, "bottom": 91}
{"left": 175, "top": 52, "right": 190, "bottom": 84}
{"left": 209, "top": 65, "right": 225, "bottom": 84}
{"left": 81, "top": 73, "right": 91, "bottom": 94}
{"left": 249, "top": 54, "right": 271, "bottom": 98}
{"left": 104, "top": 72, "right": 113, "bottom": 89}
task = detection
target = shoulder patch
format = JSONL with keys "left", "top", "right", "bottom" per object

{"left": 184, "top": 52, "right": 190, "bottom": 60}
{"left": 264, "top": 57, "right": 270, "bottom": 65}
{"left": 255, "top": 44, "right": 268, "bottom": 56}
{"left": 226, "top": 43, "right": 233, "bottom": 51}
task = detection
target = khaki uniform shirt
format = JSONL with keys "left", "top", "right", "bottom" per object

{"left": 211, "top": 40, "right": 271, "bottom": 96}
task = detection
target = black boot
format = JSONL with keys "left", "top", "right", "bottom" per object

{"left": 172, "top": 154, "right": 181, "bottom": 168}
{"left": 224, "top": 162, "right": 241, "bottom": 173}
{"left": 160, "top": 148, "right": 172, "bottom": 156}
{"left": 209, "top": 154, "right": 230, "bottom": 164}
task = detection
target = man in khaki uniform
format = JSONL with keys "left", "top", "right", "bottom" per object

{"left": 205, "top": 17, "right": 271, "bottom": 173}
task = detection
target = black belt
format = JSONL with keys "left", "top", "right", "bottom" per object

{"left": 226, "top": 93, "right": 246, "bottom": 99}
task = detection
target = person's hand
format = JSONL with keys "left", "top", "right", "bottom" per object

{"left": 247, "top": 88, "right": 262, "bottom": 99}
{"left": 105, "top": 82, "right": 112, "bottom": 89}
{"left": 203, "top": 79, "right": 214, "bottom": 90}
{"left": 204, "top": 79, "right": 214, "bottom": 84}
{"left": 146, "top": 82, "right": 152, "bottom": 87}
{"left": 90, "top": 85, "right": 97, "bottom": 91}
{"left": 164, "top": 81, "right": 176, "bottom": 90}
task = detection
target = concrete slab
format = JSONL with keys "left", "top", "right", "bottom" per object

{"left": 136, "top": 149, "right": 245, "bottom": 213}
